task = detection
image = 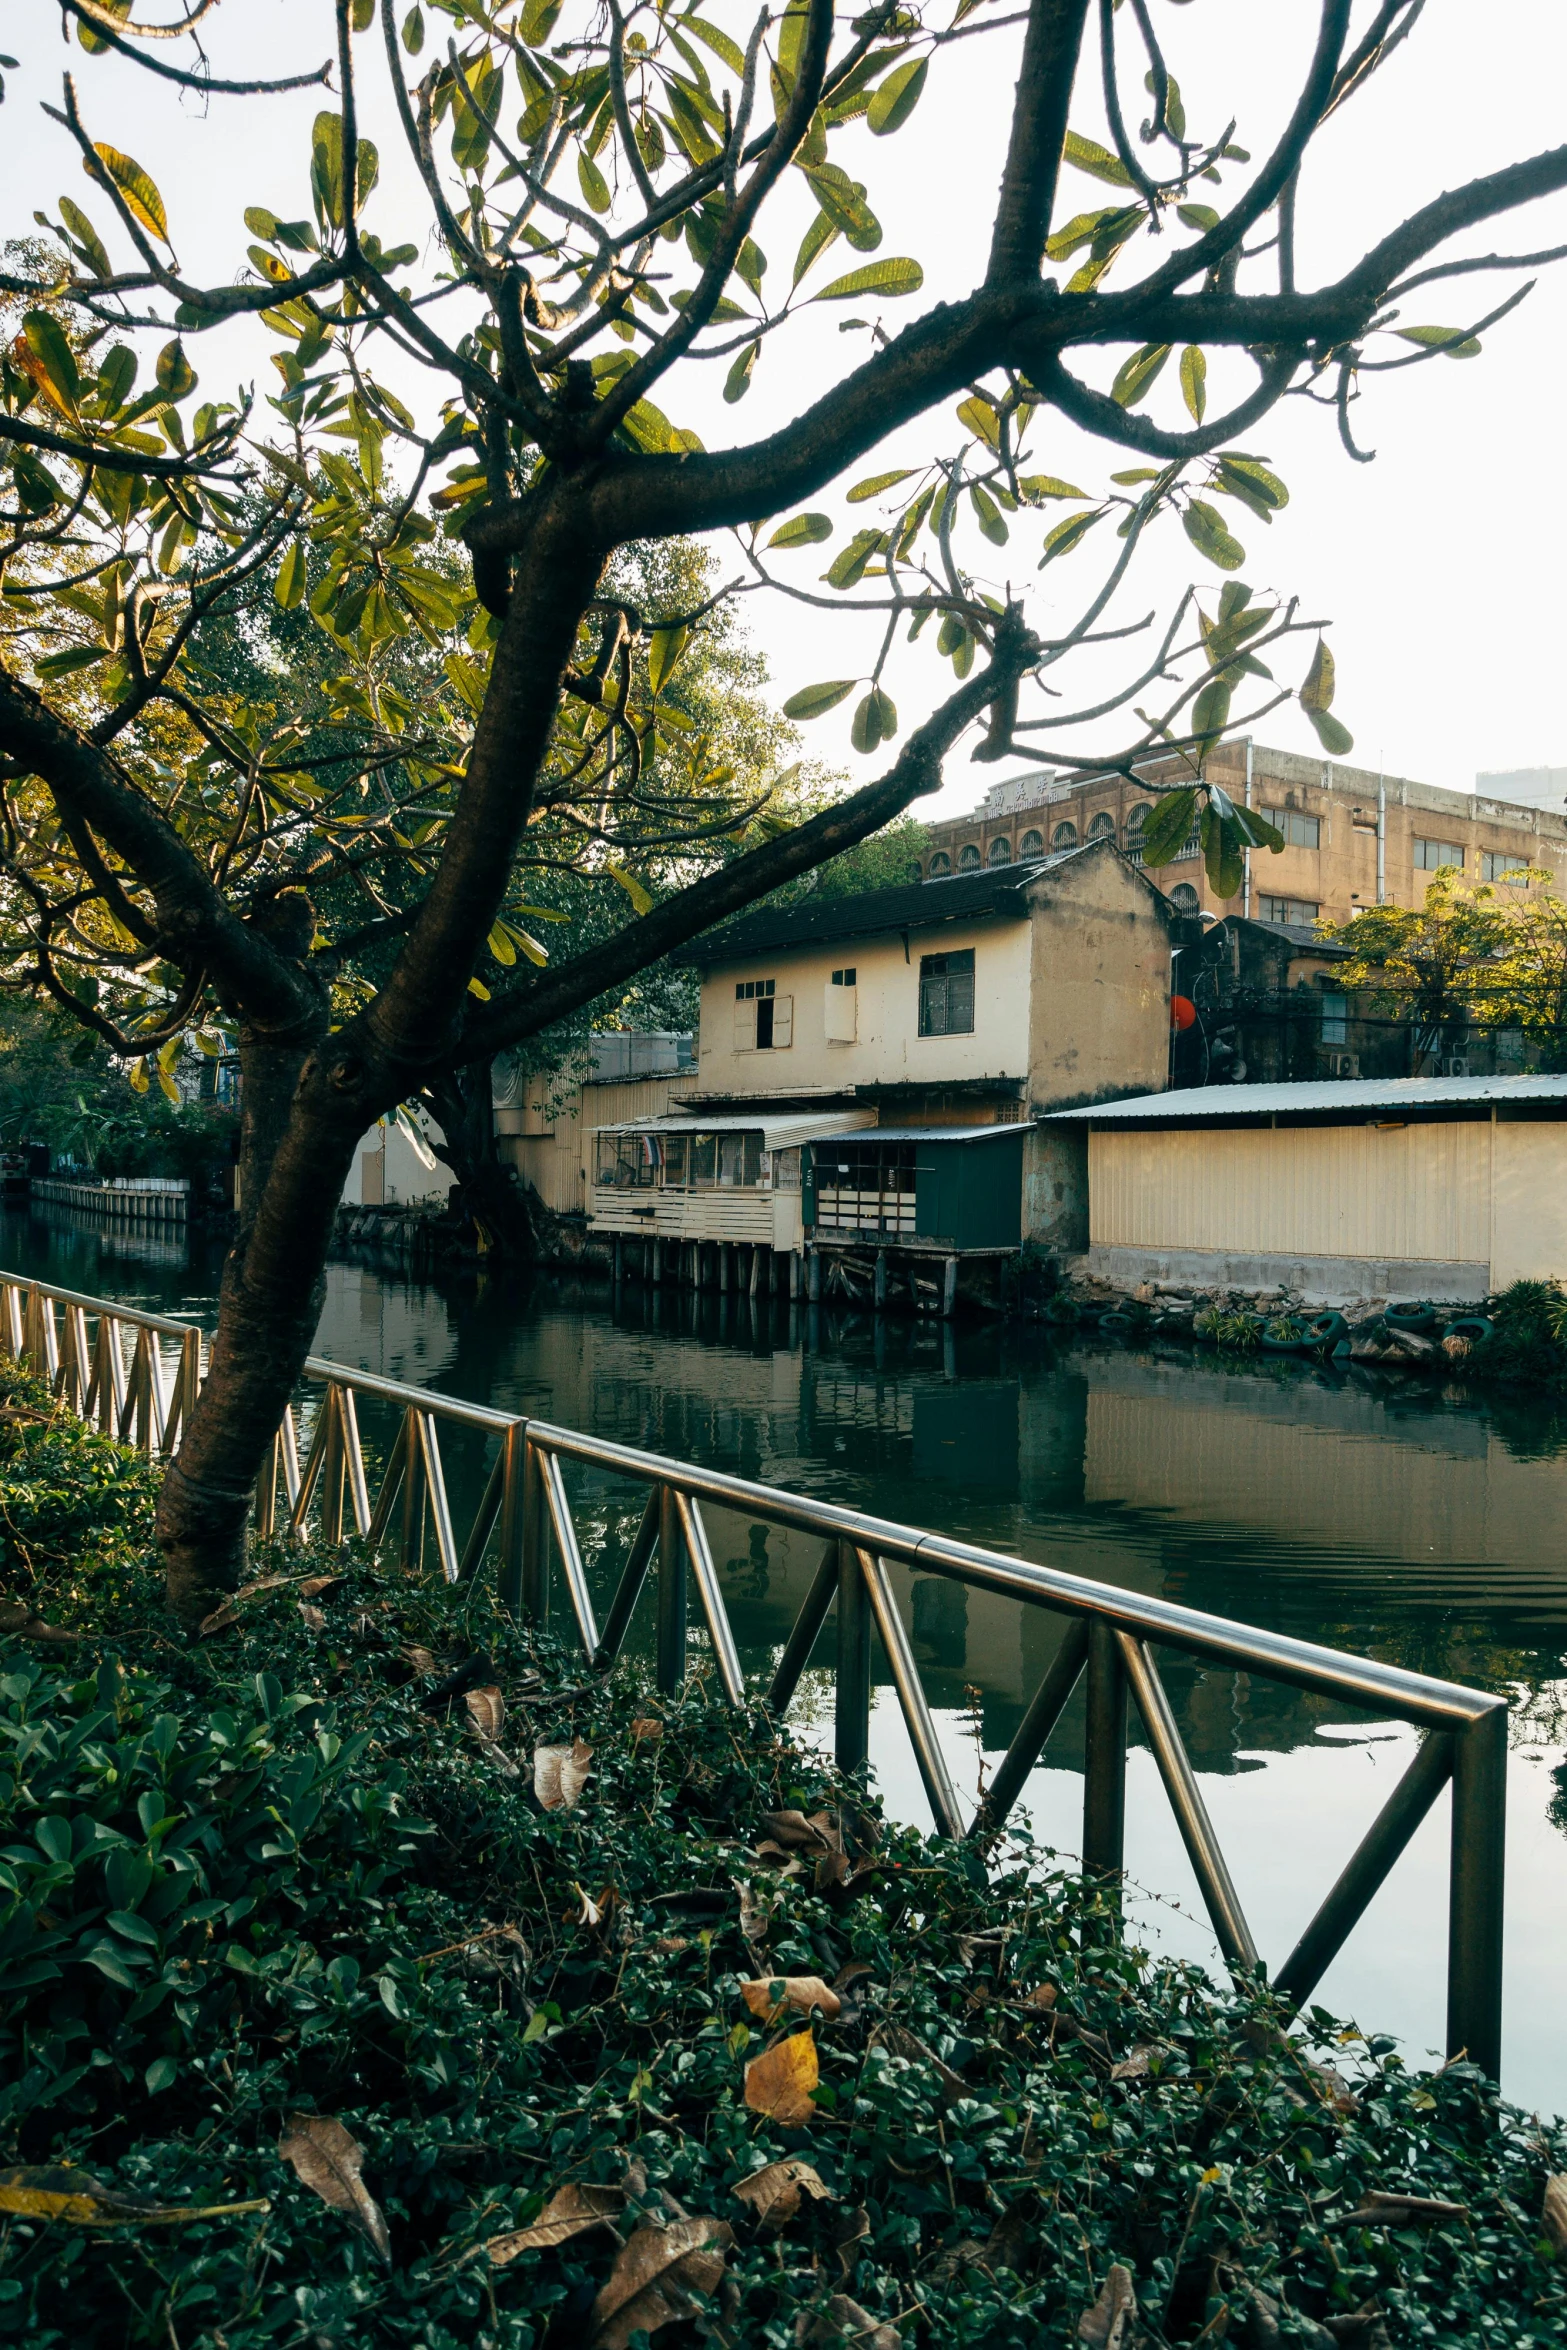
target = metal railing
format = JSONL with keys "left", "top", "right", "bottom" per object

{"left": 0, "top": 1266, "right": 1507, "bottom": 2076}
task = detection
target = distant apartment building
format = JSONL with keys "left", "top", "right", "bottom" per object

{"left": 919, "top": 744, "right": 1567, "bottom": 929}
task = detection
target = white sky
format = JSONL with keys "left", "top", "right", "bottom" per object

{"left": 6, "top": 0, "right": 1566, "bottom": 820}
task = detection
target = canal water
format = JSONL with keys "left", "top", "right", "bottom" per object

{"left": 4, "top": 1203, "right": 1565, "bottom": 2114}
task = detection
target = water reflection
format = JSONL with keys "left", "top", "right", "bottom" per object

{"left": 3, "top": 1202, "right": 1565, "bottom": 2105}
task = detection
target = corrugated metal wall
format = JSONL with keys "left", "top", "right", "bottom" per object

{"left": 1089, "top": 1122, "right": 1495, "bottom": 1267}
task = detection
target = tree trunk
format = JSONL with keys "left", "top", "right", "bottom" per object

{"left": 154, "top": 1024, "right": 358, "bottom": 1624}
{"left": 424, "top": 1058, "right": 537, "bottom": 1262}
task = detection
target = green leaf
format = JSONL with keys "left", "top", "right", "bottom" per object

{"left": 850, "top": 686, "right": 897, "bottom": 754}
{"left": 814, "top": 257, "right": 923, "bottom": 301}
{"left": 145, "top": 2057, "right": 178, "bottom": 2095}
{"left": 1199, "top": 804, "right": 1245, "bottom": 899}
{"left": 735, "top": 237, "right": 767, "bottom": 295}
{"left": 519, "top": 0, "right": 564, "bottom": 43}
{"left": 846, "top": 468, "right": 914, "bottom": 504}
{"left": 1111, "top": 343, "right": 1170, "bottom": 409}
{"left": 1214, "top": 455, "right": 1288, "bottom": 520}
{"left": 792, "top": 209, "right": 840, "bottom": 288}
{"left": 275, "top": 540, "right": 308, "bottom": 610}
{"left": 57, "top": 197, "right": 112, "bottom": 280}
{"left": 782, "top": 678, "right": 856, "bottom": 720}
{"left": 578, "top": 151, "right": 611, "bottom": 215}
{"left": 155, "top": 339, "right": 195, "bottom": 401}
{"left": 969, "top": 483, "right": 1007, "bottom": 545}
{"left": 723, "top": 340, "right": 759, "bottom": 404}
{"left": 868, "top": 56, "right": 927, "bottom": 135}
{"left": 1306, "top": 708, "right": 1355, "bottom": 756}
{"left": 955, "top": 394, "right": 1001, "bottom": 450}
{"left": 451, "top": 62, "right": 502, "bottom": 176}
{"left": 1300, "top": 636, "right": 1336, "bottom": 714}
{"left": 22, "top": 313, "right": 81, "bottom": 416}
{"left": 1394, "top": 325, "right": 1481, "bottom": 359}
{"left": 89, "top": 144, "right": 170, "bottom": 244}
{"left": 1179, "top": 345, "right": 1206, "bottom": 425}
{"left": 682, "top": 15, "right": 746, "bottom": 73}
{"left": 607, "top": 861, "right": 654, "bottom": 915}
{"left": 801, "top": 164, "right": 881, "bottom": 253}
{"left": 1040, "top": 508, "right": 1102, "bottom": 565}
{"left": 36, "top": 645, "right": 109, "bottom": 678}
{"left": 1017, "top": 474, "right": 1087, "bottom": 502}
{"left": 401, "top": 5, "right": 424, "bottom": 54}
{"left": 1138, "top": 788, "right": 1199, "bottom": 868}
{"left": 1062, "top": 129, "right": 1134, "bottom": 187}
{"left": 766, "top": 512, "right": 833, "bottom": 550}
{"left": 825, "top": 528, "right": 883, "bottom": 589}
{"left": 488, "top": 921, "right": 517, "bottom": 967}
{"left": 1181, "top": 500, "right": 1246, "bottom": 571}
{"left": 647, "top": 623, "right": 689, "bottom": 696}
{"left": 1190, "top": 675, "right": 1233, "bottom": 751}
{"left": 1176, "top": 203, "right": 1219, "bottom": 233}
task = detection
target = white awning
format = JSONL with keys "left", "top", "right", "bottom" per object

{"left": 589, "top": 1110, "right": 876, "bottom": 1150}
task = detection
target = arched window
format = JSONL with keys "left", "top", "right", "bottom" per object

{"left": 927, "top": 851, "right": 951, "bottom": 877}
{"left": 1051, "top": 820, "right": 1078, "bottom": 849}
{"left": 988, "top": 836, "right": 1012, "bottom": 866}
{"left": 1086, "top": 810, "right": 1116, "bottom": 840}
{"left": 1169, "top": 883, "right": 1200, "bottom": 914}
{"left": 957, "top": 843, "right": 981, "bottom": 871}
{"left": 1126, "top": 804, "right": 1153, "bottom": 837}
{"left": 1019, "top": 829, "right": 1044, "bottom": 857}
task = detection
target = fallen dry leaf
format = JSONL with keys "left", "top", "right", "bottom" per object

{"left": 1026, "top": 1981, "right": 1058, "bottom": 2010}
{"left": 833, "top": 1959, "right": 875, "bottom": 1994}
{"left": 630, "top": 1716, "right": 664, "bottom": 1745}
{"left": 1110, "top": 2044, "right": 1156, "bottom": 2083}
{"left": 759, "top": 1808, "right": 840, "bottom": 1855}
{"left": 734, "top": 1877, "right": 773, "bottom": 1946}
{"left": 1545, "top": 2172, "right": 1567, "bottom": 2252}
{"left": 198, "top": 1574, "right": 294, "bottom": 1637}
{"left": 744, "top": 2029, "right": 819, "bottom": 2124}
{"left": 589, "top": 2215, "right": 732, "bottom": 2348}
{"left": 871, "top": 2021, "right": 966, "bottom": 2098}
{"left": 733, "top": 2158, "right": 832, "bottom": 2229}
{"left": 298, "top": 1603, "right": 327, "bottom": 1631}
{"left": 535, "top": 1737, "right": 593, "bottom": 1811}
{"left": 297, "top": 1574, "right": 342, "bottom": 1599}
{"left": 0, "top": 2166, "right": 267, "bottom": 2229}
{"left": 827, "top": 2201, "right": 870, "bottom": 2281}
{"left": 466, "top": 1685, "right": 506, "bottom": 1742}
{"left": 1329, "top": 2190, "right": 1467, "bottom": 2230}
{"left": 487, "top": 2181, "right": 624, "bottom": 2265}
{"left": 1079, "top": 2262, "right": 1138, "bottom": 2349}
{"left": 0, "top": 1601, "right": 79, "bottom": 1644}
{"left": 741, "top": 1974, "right": 841, "bottom": 2025}
{"left": 796, "top": 2293, "right": 900, "bottom": 2348}
{"left": 277, "top": 2114, "right": 391, "bottom": 2265}
{"left": 401, "top": 1645, "right": 439, "bottom": 1674}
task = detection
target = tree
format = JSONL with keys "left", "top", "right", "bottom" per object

{"left": 1322, "top": 867, "right": 1567, "bottom": 1071}
{"left": 2, "top": 0, "right": 1564, "bottom": 1616}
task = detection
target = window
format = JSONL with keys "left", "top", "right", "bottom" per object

{"left": 1414, "top": 838, "right": 1464, "bottom": 870}
{"left": 1169, "top": 883, "right": 1200, "bottom": 914}
{"left": 825, "top": 967, "right": 857, "bottom": 1043}
{"left": 1020, "top": 829, "right": 1044, "bottom": 857}
{"left": 831, "top": 967, "right": 856, "bottom": 986}
{"left": 927, "top": 851, "right": 951, "bottom": 876}
{"left": 1051, "top": 820, "right": 1078, "bottom": 849}
{"left": 1261, "top": 805, "right": 1322, "bottom": 849}
{"left": 1126, "top": 804, "right": 1153, "bottom": 837}
{"left": 1320, "top": 991, "right": 1348, "bottom": 1044}
{"left": 733, "top": 977, "right": 792, "bottom": 1049}
{"left": 919, "top": 948, "right": 975, "bottom": 1036}
{"left": 988, "top": 836, "right": 1012, "bottom": 866}
{"left": 1086, "top": 810, "right": 1116, "bottom": 839}
{"left": 1258, "top": 895, "right": 1321, "bottom": 926}
{"left": 1481, "top": 849, "right": 1530, "bottom": 884}
{"left": 957, "top": 843, "right": 981, "bottom": 871}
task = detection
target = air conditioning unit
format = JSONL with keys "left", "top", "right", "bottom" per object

{"left": 1327, "top": 1052, "right": 1360, "bottom": 1079}
{"left": 1440, "top": 1056, "right": 1469, "bottom": 1077}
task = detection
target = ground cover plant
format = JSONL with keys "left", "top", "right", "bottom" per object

{"left": 2, "top": 1361, "right": 1567, "bottom": 2348}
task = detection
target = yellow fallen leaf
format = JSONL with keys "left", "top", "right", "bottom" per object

{"left": 740, "top": 1975, "right": 841, "bottom": 2025}
{"left": 0, "top": 2166, "right": 267, "bottom": 2228}
{"left": 744, "top": 2029, "right": 819, "bottom": 2124}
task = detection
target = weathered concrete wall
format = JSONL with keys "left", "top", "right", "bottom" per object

{"left": 1024, "top": 847, "right": 1174, "bottom": 1113}
{"left": 1022, "top": 1124, "right": 1088, "bottom": 1252}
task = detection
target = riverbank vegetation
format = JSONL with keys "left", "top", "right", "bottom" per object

{"left": 3, "top": 1364, "right": 1566, "bottom": 2348}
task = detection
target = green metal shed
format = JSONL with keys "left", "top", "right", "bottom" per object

{"left": 803, "top": 1125, "right": 1027, "bottom": 1253}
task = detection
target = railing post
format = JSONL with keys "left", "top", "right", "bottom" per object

{"left": 520, "top": 1435, "right": 549, "bottom": 1625}
{"left": 1083, "top": 1618, "right": 1127, "bottom": 1900}
{"left": 834, "top": 1537, "right": 872, "bottom": 1779}
{"left": 1447, "top": 1705, "right": 1506, "bottom": 2077}
{"left": 321, "top": 1388, "right": 345, "bottom": 1545}
{"left": 497, "top": 1421, "right": 526, "bottom": 1617}
{"left": 656, "top": 1481, "right": 686, "bottom": 1695}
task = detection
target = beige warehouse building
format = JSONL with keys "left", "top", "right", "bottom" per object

{"left": 1048, "top": 1073, "right": 1567, "bottom": 1302}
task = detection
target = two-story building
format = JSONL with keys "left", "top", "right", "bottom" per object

{"left": 584, "top": 838, "right": 1182, "bottom": 1302}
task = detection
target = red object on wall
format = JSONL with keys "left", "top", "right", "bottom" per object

{"left": 1170, "top": 994, "right": 1197, "bottom": 1031}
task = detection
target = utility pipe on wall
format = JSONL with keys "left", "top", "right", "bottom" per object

{"left": 1242, "top": 737, "right": 1254, "bottom": 918}
{"left": 1377, "top": 760, "right": 1386, "bottom": 905}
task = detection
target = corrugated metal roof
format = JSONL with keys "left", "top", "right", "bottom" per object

{"left": 823, "top": 1125, "right": 1032, "bottom": 1143}
{"left": 588, "top": 1110, "right": 876, "bottom": 1149}
{"left": 1046, "top": 1074, "right": 1567, "bottom": 1122}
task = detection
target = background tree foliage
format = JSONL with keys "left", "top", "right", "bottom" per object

{"left": 2, "top": 0, "right": 1565, "bottom": 1609}
{"left": 1321, "top": 868, "right": 1567, "bottom": 1072}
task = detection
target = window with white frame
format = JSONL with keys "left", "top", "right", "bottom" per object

{"left": 733, "top": 977, "right": 793, "bottom": 1049}
{"left": 1260, "top": 805, "right": 1321, "bottom": 849}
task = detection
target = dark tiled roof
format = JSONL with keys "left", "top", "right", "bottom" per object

{"left": 684, "top": 844, "right": 1102, "bottom": 968}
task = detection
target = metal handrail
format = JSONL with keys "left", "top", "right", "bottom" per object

{"left": 0, "top": 1265, "right": 1508, "bottom": 2076}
